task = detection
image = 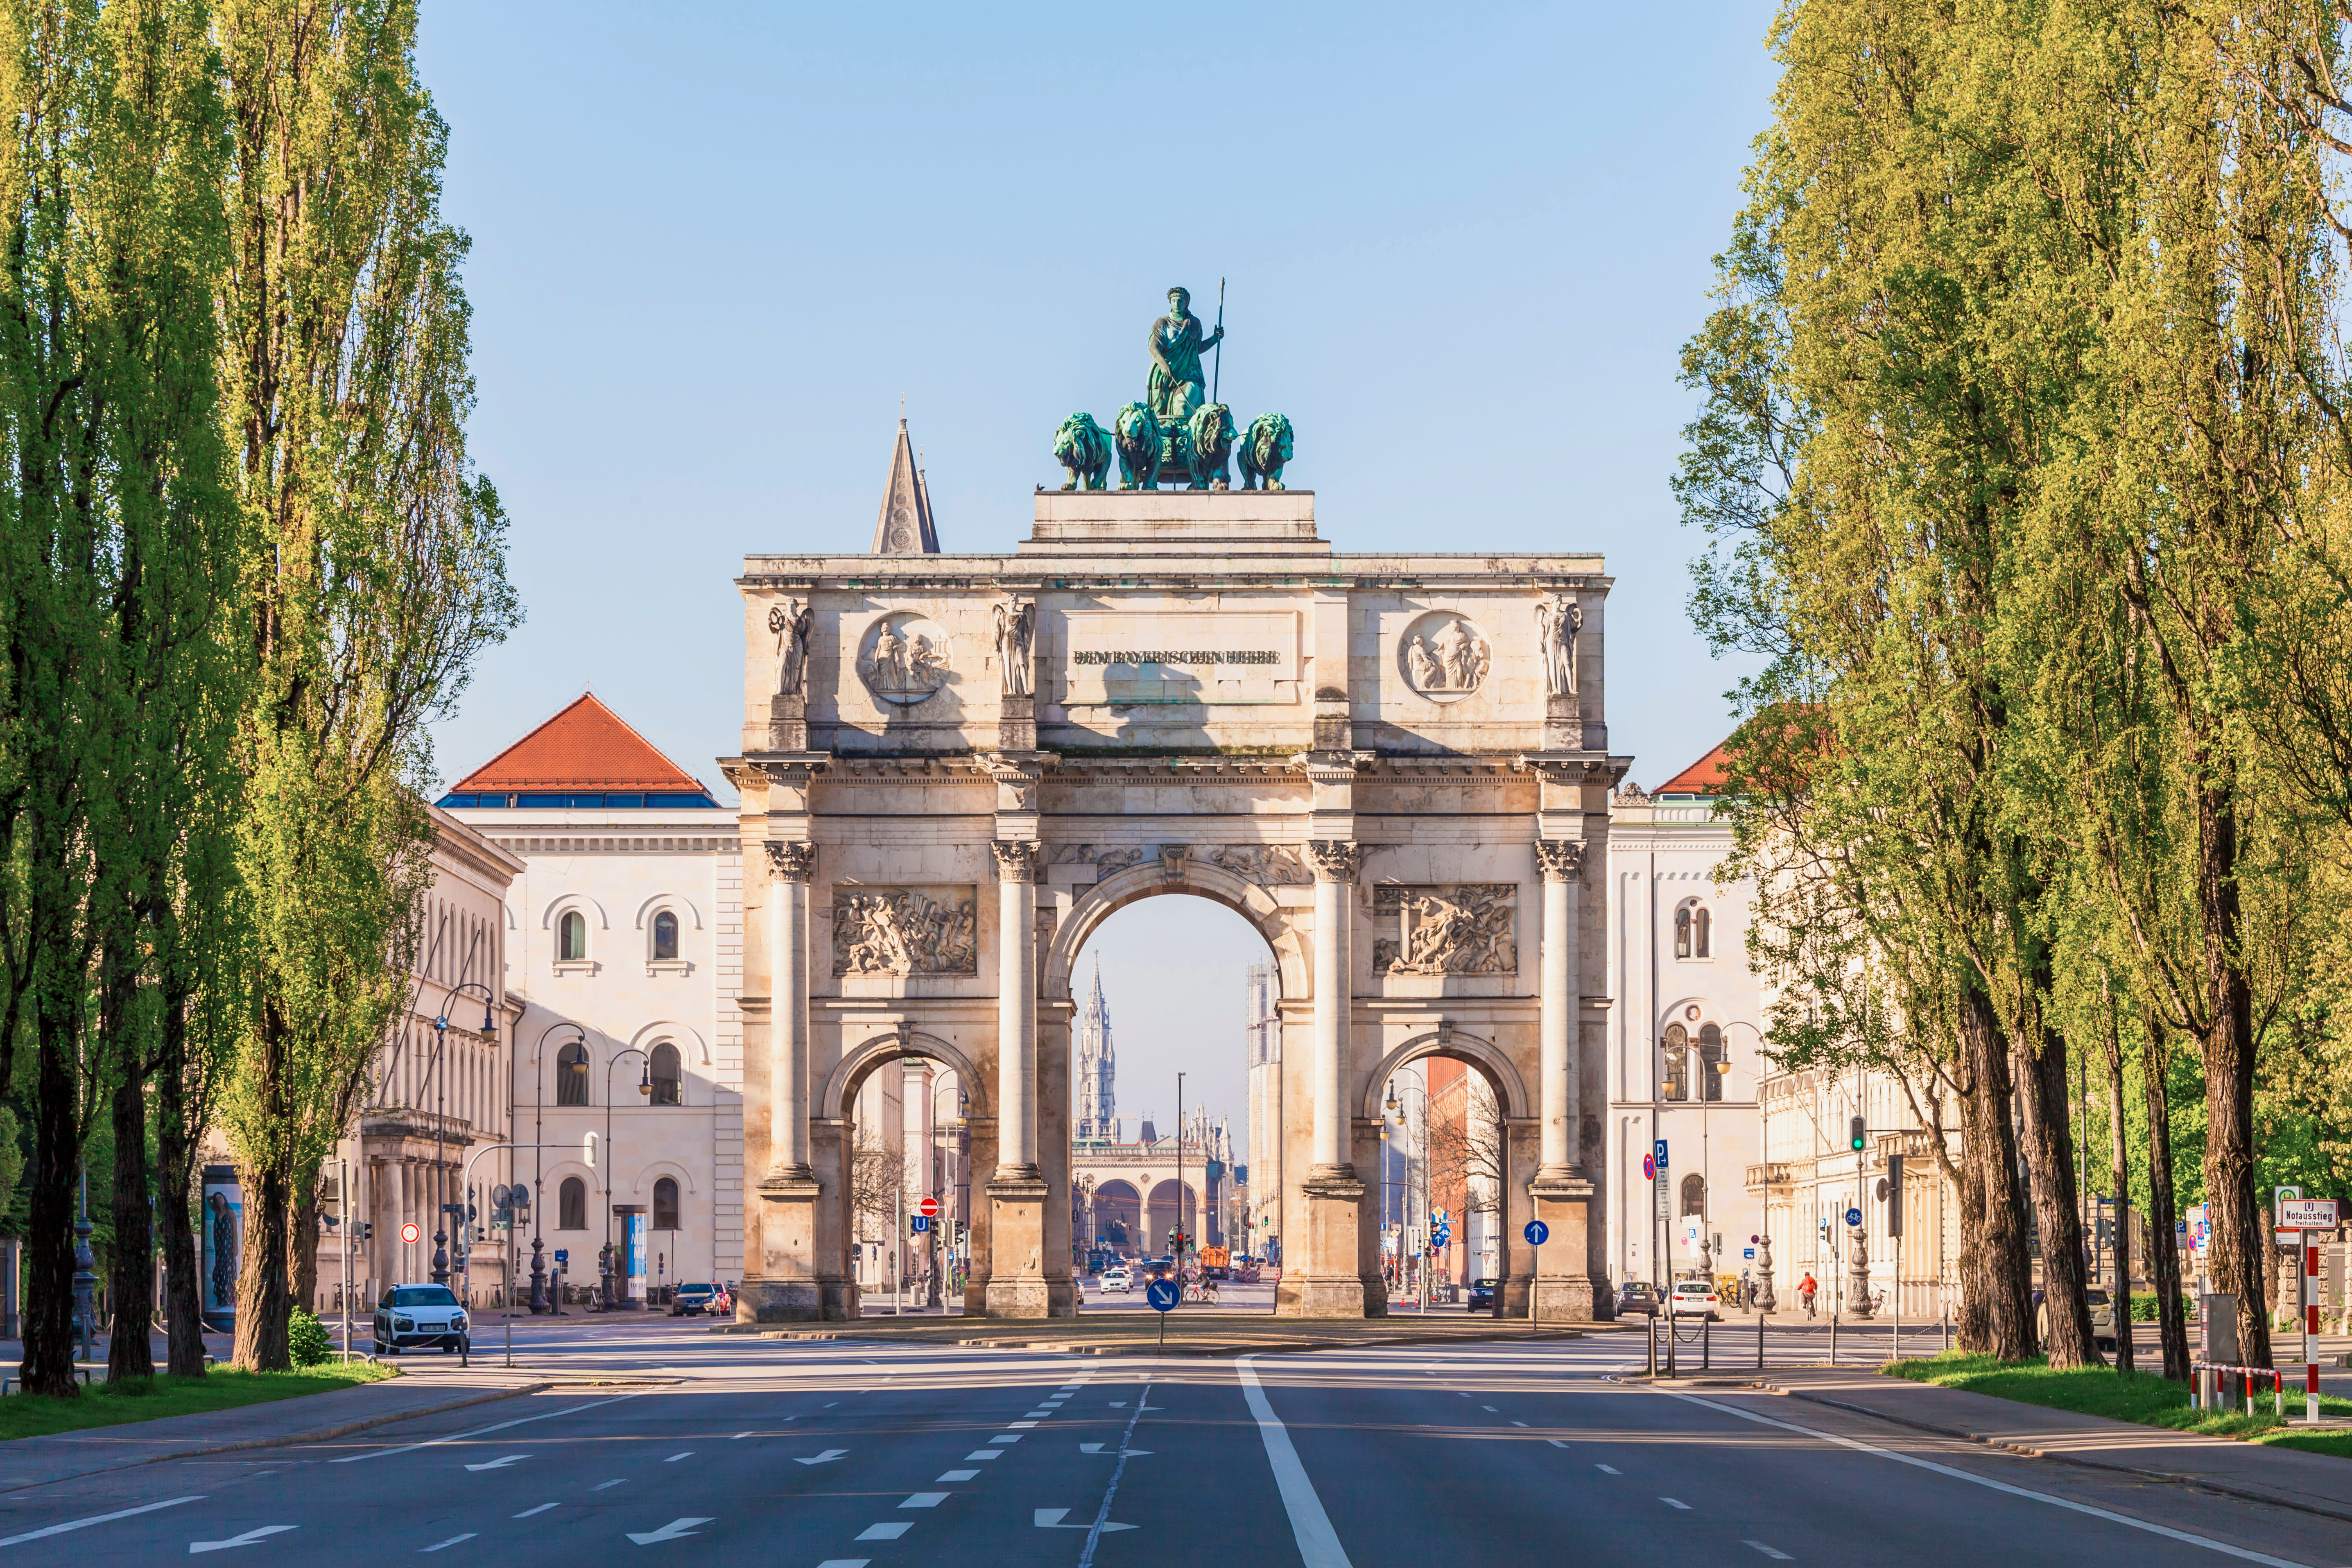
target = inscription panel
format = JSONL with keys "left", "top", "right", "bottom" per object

{"left": 1058, "top": 611, "right": 1300, "bottom": 706}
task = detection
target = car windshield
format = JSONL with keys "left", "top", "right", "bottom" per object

{"left": 390, "top": 1287, "right": 457, "bottom": 1308}
{"left": 2085, "top": 1289, "right": 2109, "bottom": 1305}
{"left": 1621, "top": 1282, "right": 1651, "bottom": 1292}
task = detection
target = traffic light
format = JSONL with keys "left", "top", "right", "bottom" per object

{"left": 356, "top": 1221, "right": 373, "bottom": 1243}
{"left": 1850, "top": 1115, "right": 1866, "bottom": 1152}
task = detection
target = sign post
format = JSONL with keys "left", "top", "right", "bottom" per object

{"left": 1146, "top": 1275, "right": 1179, "bottom": 1349}
{"left": 2281, "top": 1197, "right": 2338, "bottom": 1419}
{"left": 1524, "top": 1219, "right": 1549, "bottom": 1338}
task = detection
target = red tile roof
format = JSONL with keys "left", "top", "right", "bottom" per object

{"left": 450, "top": 694, "right": 707, "bottom": 794}
{"left": 1655, "top": 739, "right": 1732, "bottom": 796}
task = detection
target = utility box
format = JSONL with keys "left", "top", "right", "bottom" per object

{"left": 2202, "top": 1292, "right": 2240, "bottom": 1366}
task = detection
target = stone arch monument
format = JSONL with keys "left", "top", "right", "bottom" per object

{"left": 726, "top": 386, "right": 1623, "bottom": 1320}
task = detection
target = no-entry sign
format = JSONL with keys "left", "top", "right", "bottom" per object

{"left": 918, "top": 1195, "right": 939, "bottom": 1218}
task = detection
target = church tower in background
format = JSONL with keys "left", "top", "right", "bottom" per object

{"left": 1074, "top": 956, "right": 1117, "bottom": 1141}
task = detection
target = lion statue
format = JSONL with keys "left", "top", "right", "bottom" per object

{"left": 1239, "top": 412, "right": 1295, "bottom": 491}
{"left": 1186, "top": 403, "right": 1237, "bottom": 491}
{"left": 1113, "top": 402, "right": 1162, "bottom": 491}
{"left": 1053, "top": 412, "right": 1110, "bottom": 491}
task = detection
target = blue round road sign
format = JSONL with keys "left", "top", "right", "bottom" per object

{"left": 1523, "top": 1220, "right": 1550, "bottom": 1246}
{"left": 1145, "top": 1278, "right": 1181, "bottom": 1313}
{"left": 1845, "top": 1207, "right": 1863, "bottom": 1227}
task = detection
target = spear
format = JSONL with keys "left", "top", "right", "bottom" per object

{"left": 1211, "top": 276, "right": 1226, "bottom": 405}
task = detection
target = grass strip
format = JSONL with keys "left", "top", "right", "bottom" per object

{"left": 0, "top": 1360, "right": 394, "bottom": 1443}
{"left": 1888, "top": 1350, "right": 2352, "bottom": 1459}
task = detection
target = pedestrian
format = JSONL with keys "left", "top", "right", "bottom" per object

{"left": 1798, "top": 1272, "right": 1817, "bottom": 1317}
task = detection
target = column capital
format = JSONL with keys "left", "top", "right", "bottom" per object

{"left": 763, "top": 840, "right": 817, "bottom": 882}
{"left": 991, "top": 839, "right": 1043, "bottom": 883}
{"left": 1534, "top": 839, "right": 1587, "bottom": 882}
{"left": 1306, "top": 839, "right": 1361, "bottom": 882}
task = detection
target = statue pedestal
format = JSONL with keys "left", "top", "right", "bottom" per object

{"left": 769, "top": 692, "right": 807, "bottom": 753}
{"left": 1544, "top": 693, "right": 1583, "bottom": 751}
{"left": 997, "top": 695, "right": 1034, "bottom": 753}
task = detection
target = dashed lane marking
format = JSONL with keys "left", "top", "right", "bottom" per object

{"left": 963, "top": 1451, "right": 1002, "bottom": 1462}
{"left": 1747, "top": 1545, "right": 1791, "bottom": 1561}
{"left": 939, "top": 1470, "right": 980, "bottom": 1482}
{"left": 595, "top": 1480, "right": 626, "bottom": 1491}
{"left": 1661, "top": 1498, "right": 1692, "bottom": 1510}
{"left": 419, "top": 1534, "right": 476, "bottom": 1553}
{"left": 329, "top": 1394, "right": 642, "bottom": 1465}
{"left": 664, "top": 1453, "right": 693, "bottom": 1463}
{"left": 0, "top": 1496, "right": 204, "bottom": 1548}
{"left": 1596, "top": 1465, "right": 1620, "bottom": 1475}
{"left": 512, "top": 1504, "right": 557, "bottom": 1519}
{"left": 855, "top": 1523, "right": 911, "bottom": 1541}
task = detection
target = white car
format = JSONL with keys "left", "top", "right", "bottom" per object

{"left": 1101, "top": 1268, "right": 1133, "bottom": 1293}
{"left": 1668, "top": 1281, "right": 1722, "bottom": 1321}
{"left": 373, "top": 1283, "right": 469, "bottom": 1355}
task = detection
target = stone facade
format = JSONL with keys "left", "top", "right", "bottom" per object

{"left": 728, "top": 489, "right": 1625, "bottom": 1320}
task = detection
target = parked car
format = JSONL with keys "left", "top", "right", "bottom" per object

{"left": 1668, "top": 1279, "right": 1722, "bottom": 1321}
{"left": 669, "top": 1282, "right": 720, "bottom": 1317}
{"left": 2032, "top": 1286, "right": 2119, "bottom": 1351}
{"left": 1465, "top": 1277, "right": 1501, "bottom": 1312}
{"left": 1614, "top": 1280, "right": 1662, "bottom": 1318}
{"left": 373, "top": 1283, "right": 468, "bottom": 1355}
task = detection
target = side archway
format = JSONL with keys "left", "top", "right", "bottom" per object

{"left": 821, "top": 1028, "right": 991, "bottom": 1124}
{"left": 1042, "top": 857, "right": 1305, "bottom": 1005}
{"left": 1359, "top": 1028, "right": 1531, "bottom": 1122}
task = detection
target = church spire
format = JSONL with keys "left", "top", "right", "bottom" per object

{"left": 870, "top": 417, "right": 939, "bottom": 554}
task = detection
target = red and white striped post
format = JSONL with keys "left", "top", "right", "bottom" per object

{"left": 2307, "top": 1234, "right": 2323, "bottom": 1423}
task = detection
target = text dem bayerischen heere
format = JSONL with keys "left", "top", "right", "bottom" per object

{"left": 1069, "top": 649, "right": 1282, "bottom": 667}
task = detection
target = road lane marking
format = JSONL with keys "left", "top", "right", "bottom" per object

{"left": 0, "top": 1496, "right": 204, "bottom": 1548}
{"left": 1661, "top": 1498, "right": 1692, "bottom": 1510}
{"left": 989, "top": 1435, "right": 1022, "bottom": 1444}
{"left": 1482, "top": 1405, "right": 1497, "bottom": 1412}
{"left": 625, "top": 1518, "right": 713, "bottom": 1545}
{"left": 512, "top": 1504, "right": 557, "bottom": 1519}
{"left": 595, "top": 1480, "right": 626, "bottom": 1490}
{"left": 419, "top": 1534, "right": 476, "bottom": 1552}
{"left": 795, "top": 1450, "right": 848, "bottom": 1465}
{"left": 963, "top": 1451, "right": 1002, "bottom": 1461}
{"left": 731, "top": 1432, "right": 753, "bottom": 1439}
{"left": 900, "top": 1493, "right": 948, "bottom": 1508}
{"left": 664, "top": 1453, "right": 693, "bottom": 1462}
{"left": 189, "top": 1525, "right": 298, "bottom": 1553}
{"left": 1747, "top": 1545, "right": 1791, "bottom": 1561}
{"left": 329, "top": 1394, "right": 641, "bottom": 1464}
{"left": 939, "top": 1470, "right": 980, "bottom": 1481}
{"left": 1653, "top": 1388, "right": 2317, "bottom": 1568}
{"left": 1549, "top": 1440, "right": 1570, "bottom": 1449}
{"left": 855, "top": 1523, "right": 910, "bottom": 1541}
{"left": 1597, "top": 1464, "right": 1620, "bottom": 1474}
{"left": 464, "top": 1454, "right": 529, "bottom": 1471}
{"left": 1511, "top": 1421, "right": 1528, "bottom": 1428}
{"left": 815, "top": 1561, "right": 869, "bottom": 1568}
{"left": 1076, "top": 1374, "right": 1153, "bottom": 1567}
{"left": 1237, "top": 1356, "right": 1352, "bottom": 1568}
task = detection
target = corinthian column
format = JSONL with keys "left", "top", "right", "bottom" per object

{"left": 1535, "top": 839, "right": 1587, "bottom": 1179}
{"left": 1306, "top": 840, "right": 1361, "bottom": 1177}
{"left": 763, "top": 841, "right": 816, "bottom": 1180}
{"left": 991, "top": 840, "right": 1042, "bottom": 1179}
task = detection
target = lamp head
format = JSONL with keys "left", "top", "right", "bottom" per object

{"left": 638, "top": 1064, "right": 651, "bottom": 1097}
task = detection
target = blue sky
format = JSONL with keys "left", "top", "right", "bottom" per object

{"left": 418, "top": 2, "right": 1781, "bottom": 1128}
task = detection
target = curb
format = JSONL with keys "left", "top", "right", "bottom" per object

{"left": 742, "top": 1326, "right": 1588, "bottom": 1357}
{"left": 0, "top": 1379, "right": 551, "bottom": 1497}
{"left": 1743, "top": 1375, "right": 2352, "bottom": 1530}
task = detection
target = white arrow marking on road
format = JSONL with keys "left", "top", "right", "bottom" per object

{"left": 626, "top": 1518, "right": 714, "bottom": 1545}
{"left": 0, "top": 1496, "right": 205, "bottom": 1548}
{"left": 794, "top": 1449, "right": 848, "bottom": 1465}
{"left": 464, "top": 1454, "right": 529, "bottom": 1471}
{"left": 1077, "top": 1444, "right": 1151, "bottom": 1455}
{"left": 1034, "top": 1506, "right": 1135, "bottom": 1532}
{"left": 189, "top": 1525, "right": 298, "bottom": 1553}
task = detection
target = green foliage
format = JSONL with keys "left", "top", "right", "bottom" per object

{"left": 286, "top": 1308, "right": 332, "bottom": 1367}
{"left": 1888, "top": 1352, "right": 2352, "bottom": 1459}
{"left": 2128, "top": 1294, "right": 2193, "bottom": 1324}
{"left": 0, "top": 1362, "right": 389, "bottom": 1442}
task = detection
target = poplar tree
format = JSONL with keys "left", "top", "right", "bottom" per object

{"left": 215, "top": 0, "right": 514, "bottom": 1371}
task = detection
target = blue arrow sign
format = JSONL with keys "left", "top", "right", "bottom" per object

{"left": 1523, "top": 1219, "right": 1550, "bottom": 1247}
{"left": 1145, "top": 1278, "right": 1181, "bottom": 1313}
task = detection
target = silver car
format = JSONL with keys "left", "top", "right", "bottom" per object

{"left": 373, "top": 1283, "right": 469, "bottom": 1355}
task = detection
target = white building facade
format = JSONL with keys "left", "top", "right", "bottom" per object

{"left": 1604, "top": 746, "right": 1766, "bottom": 1292}
{"left": 442, "top": 694, "right": 744, "bottom": 1304}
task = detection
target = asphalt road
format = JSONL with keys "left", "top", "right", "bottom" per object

{"left": 0, "top": 1327, "right": 2344, "bottom": 1566}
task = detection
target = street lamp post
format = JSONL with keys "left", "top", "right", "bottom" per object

{"left": 602, "top": 1048, "right": 651, "bottom": 1309}
{"left": 1385, "top": 1078, "right": 1432, "bottom": 1315}
{"left": 430, "top": 982, "right": 499, "bottom": 1292}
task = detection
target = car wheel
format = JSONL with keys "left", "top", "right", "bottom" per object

{"left": 441, "top": 1339, "right": 455, "bottom": 1353}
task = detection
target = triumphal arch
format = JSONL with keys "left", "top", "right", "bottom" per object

{"left": 725, "top": 311, "right": 1625, "bottom": 1320}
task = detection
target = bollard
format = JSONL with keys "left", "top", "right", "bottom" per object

{"left": 1757, "top": 1310, "right": 1766, "bottom": 1371}
{"left": 1648, "top": 1314, "right": 1658, "bottom": 1379}
{"left": 1830, "top": 1309, "right": 1839, "bottom": 1369}
{"left": 2311, "top": 1362, "right": 2323, "bottom": 1425}
{"left": 1703, "top": 1316, "right": 1712, "bottom": 1372}
{"left": 2275, "top": 1371, "right": 2284, "bottom": 1419}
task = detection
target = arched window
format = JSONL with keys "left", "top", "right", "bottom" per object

{"left": 1699, "top": 1023, "right": 1725, "bottom": 1103}
{"left": 653, "top": 1177, "right": 681, "bottom": 1230}
{"left": 652, "top": 910, "right": 679, "bottom": 961}
{"left": 1661, "top": 1023, "right": 1689, "bottom": 1102}
{"left": 1681, "top": 1172, "right": 1706, "bottom": 1218}
{"left": 649, "top": 1042, "right": 683, "bottom": 1106}
{"left": 1674, "top": 906, "right": 1692, "bottom": 959}
{"left": 559, "top": 1176, "right": 587, "bottom": 1230}
{"left": 1695, "top": 906, "right": 1712, "bottom": 959}
{"left": 556, "top": 1042, "right": 590, "bottom": 1106}
{"left": 559, "top": 910, "right": 588, "bottom": 962}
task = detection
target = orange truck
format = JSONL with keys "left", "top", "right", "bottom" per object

{"left": 1199, "top": 1246, "right": 1231, "bottom": 1279}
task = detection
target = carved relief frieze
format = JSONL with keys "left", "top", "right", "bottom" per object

{"left": 1200, "top": 843, "right": 1313, "bottom": 886}
{"left": 831, "top": 886, "right": 979, "bottom": 975}
{"left": 1047, "top": 843, "right": 1148, "bottom": 878}
{"left": 1371, "top": 883, "right": 1517, "bottom": 975}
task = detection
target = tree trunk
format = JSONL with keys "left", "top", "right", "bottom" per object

{"left": 2193, "top": 777, "right": 2270, "bottom": 1370}
{"left": 289, "top": 1161, "right": 321, "bottom": 1313}
{"left": 106, "top": 1064, "right": 154, "bottom": 1382}
{"left": 232, "top": 1009, "right": 296, "bottom": 1372}
{"left": 155, "top": 996, "right": 208, "bottom": 1378}
{"left": 2259, "top": 1205, "right": 2279, "bottom": 1324}
{"left": 1958, "top": 983, "right": 2034, "bottom": 1358}
{"left": 22, "top": 1020, "right": 84, "bottom": 1398}
{"left": 2015, "top": 1017, "right": 2101, "bottom": 1368}
{"left": 2139, "top": 1007, "right": 2191, "bottom": 1379}
{"left": 2101, "top": 1002, "right": 2133, "bottom": 1374}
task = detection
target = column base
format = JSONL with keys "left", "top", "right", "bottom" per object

{"left": 1278, "top": 1170, "right": 1373, "bottom": 1318}
{"left": 734, "top": 1276, "right": 855, "bottom": 1323}
{"left": 1529, "top": 1174, "right": 1606, "bottom": 1323}
{"left": 984, "top": 1276, "right": 1078, "bottom": 1317}
{"left": 1533, "top": 1276, "right": 1600, "bottom": 1322}
{"left": 1275, "top": 1273, "right": 1372, "bottom": 1317}
{"left": 982, "top": 1174, "right": 1072, "bottom": 1319}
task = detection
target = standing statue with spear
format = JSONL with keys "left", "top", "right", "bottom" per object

{"left": 1145, "top": 283, "right": 1226, "bottom": 430}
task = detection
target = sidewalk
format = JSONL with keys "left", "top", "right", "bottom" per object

{"left": 0, "top": 1363, "right": 550, "bottom": 1496}
{"left": 1738, "top": 1365, "right": 2352, "bottom": 1525}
